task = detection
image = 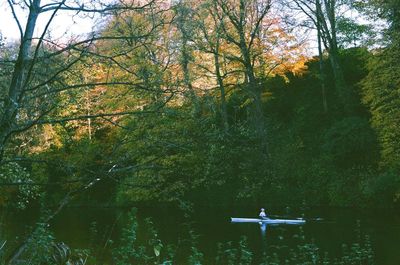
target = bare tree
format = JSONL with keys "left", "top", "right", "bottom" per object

{"left": 213, "top": 0, "right": 272, "bottom": 152}
{"left": 171, "top": 0, "right": 202, "bottom": 114}
{"left": 193, "top": 0, "right": 230, "bottom": 132}
{"left": 287, "top": 0, "right": 354, "bottom": 112}
{"left": 0, "top": 0, "right": 164, "bottom": 163}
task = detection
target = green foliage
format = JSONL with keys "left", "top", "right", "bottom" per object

{"left": 112, "top": 208, "right": 176, "bottom": 265}
{"left": 362, "top": 44, "right": 400, "bottom": 170}
{"left": 0, "top": 0, "right": 398, "bottom": 217}
{"left": 28, "top": 127, "right": 120, "bottom": 206}
{"left": 260, "top": 223, "right": 374, "bottom": 265}
{"left": 323, "top": 117, "right": 378, "bottom": 168}
{"left": 0, "top": 162, "right": 40, "bottom": 209}
{"left": 24, "top": 223, "right": 55, "bottom": 265}
{"left": 112, "top": 208, "right": 140, "bottom": 265}
{"left": 3, "top": 44, "right": 392, "bottom": 209}
{"left": 258, "top": 48, "right": 382, "bottom": 206}
{"left": 359, "top": 1, "right": 400, "bottom": 203}
{"left": 215, "top": 236, "right": 253, "bottom": 265}
{"left": 2, "top": 14, "right": 398, "bottom": 212}
{"left": 3, "top": 214, "right": 377, "bottom": 265}
{"left": 361, "top": 170, "right": 400, "bottom": 203}
{"left": 336, "top": 17, "right": 377, "bottom": 48}
{"left": 1, "top": 1, "right": 398, "bottom": 263}
{"left": 113, "top": 108, "right": 208, "bottom": 203}
{"left": 1, "top": 0, "right": 397, "bottom": 211}
{"left": 187, "top": 230, "right": 204, "bottom": 265}
{"left": 25, "top": 45, "right": 393, "bottom": 208}
{"left": 19, "top": 222, "right": 89, "bottom": 265}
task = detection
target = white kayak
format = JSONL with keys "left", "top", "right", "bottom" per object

{"left": 231, "top": 217, "right": 306, "bottom": 225}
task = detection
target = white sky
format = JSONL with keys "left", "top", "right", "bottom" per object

{"left": 0, "top": 0, "right": 103, "bottom": 43}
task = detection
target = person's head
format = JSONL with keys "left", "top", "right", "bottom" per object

{"left": 261, "top": 208, "right": 265, "bottom": 212}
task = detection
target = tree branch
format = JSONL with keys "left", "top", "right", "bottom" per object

{"left": 6, "top": 0, "right": 24, "bottom": 40}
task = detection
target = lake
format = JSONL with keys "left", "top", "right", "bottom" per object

{"left": 1, "top": 204, "right": 399, "bottom": 264}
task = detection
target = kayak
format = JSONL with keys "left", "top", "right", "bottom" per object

{"left": 231, "top": 217, "right": 306, "bottom": 225}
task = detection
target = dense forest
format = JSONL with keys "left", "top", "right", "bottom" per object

{"left": 0, "top": 0, "right": 399, "bottom": 263}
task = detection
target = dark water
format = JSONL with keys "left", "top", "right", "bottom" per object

{"left": 1, "top": 205, "right": 399, "bottom": 264}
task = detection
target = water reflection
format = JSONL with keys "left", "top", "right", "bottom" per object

{"left": 260, "top": 223, "right": 268, "bottom": 256}
{"left": 260, "top": 222, "right": 267, "bottom": 236}
{"left": 1, "top": 206, "right": 399, "bottom": 264}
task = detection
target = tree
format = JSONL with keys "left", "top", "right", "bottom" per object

{"left": 214, "top": 0, "right": 272, "bottom": 151}
{"left": 361, "top": 0, "right": 400, "bottom": 169}
{"left": 0, "top": 0, "right": 162, "bottom": 164}
{"left": 286, "top": 0, "right": 369, "bottom": 112}
{"left": 173, "top": 0, "right": 199, "bottom": 107}
{"left": 192, "top": 0, "right": 233, "bottom": 132}
{"left": 0, "top": 1, "right": 174, "bottom": 262}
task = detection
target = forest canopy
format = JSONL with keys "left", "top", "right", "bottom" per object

{"left": 0, "top": 0, "right": 399, "bottom": 210}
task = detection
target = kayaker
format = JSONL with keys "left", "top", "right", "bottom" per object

{"left": 259, "top": 208, "right": 268, "bottom": 219}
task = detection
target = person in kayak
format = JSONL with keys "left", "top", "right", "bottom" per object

{"left": 259, "top": 208, "right": 268, "bottom": 219}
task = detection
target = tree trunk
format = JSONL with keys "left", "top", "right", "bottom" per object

{"left": 175, "top": 2, "right": 199, "bottom": 113}
{"left": 213, "top": 39, "right": 229, "bottom": 133}
{"left": 328, "top": 48, "right": 351, "bottom": 112}
{"left": 239, "top": 34, "right": 267, "bottom": 153}
{"left": 316, "top": 0, "right": 328, "bottom": 113}
{"left": 313, "top": 0, "right": 352, "bottom": 113}
{"left": 0, "top": 0, "right": 41, "bottom": 163}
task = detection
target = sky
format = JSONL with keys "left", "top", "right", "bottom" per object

{"left": 0, "top": 0, "right": 103, "bottom": 43}
{"left": 0, "top": 0, "right": 383, "bottom": 53}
